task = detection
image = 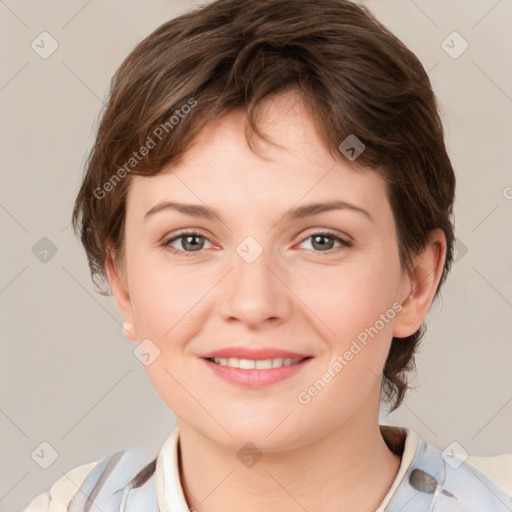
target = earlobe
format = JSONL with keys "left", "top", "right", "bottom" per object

{"left": 105, "top": 250, "right": 137, "bottom": 341}
{"left": 392, "top": 229, "right": 447, "bottom": 339}
{"left": 122, "top": 321, "right": 136, "bottom": 341}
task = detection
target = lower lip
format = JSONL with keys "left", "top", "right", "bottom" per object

{"left": 202, "top": 358, "right": 312, "bottom": 388}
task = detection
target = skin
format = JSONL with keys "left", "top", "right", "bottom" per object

{"left": 107, "top": 91, "right": 446, "bottom": 512}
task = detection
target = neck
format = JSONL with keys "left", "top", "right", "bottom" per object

{"left": 176, "top": 399, "right": 401, "bottom": 512}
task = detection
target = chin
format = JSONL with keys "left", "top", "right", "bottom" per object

{"left": 183, "top": 410, "right": 291, "bottom": 449}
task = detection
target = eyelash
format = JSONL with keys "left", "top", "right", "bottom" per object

{"left": 162, "top": 230, "right": 352, "bottom": 257}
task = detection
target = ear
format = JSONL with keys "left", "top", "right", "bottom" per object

{"left": 105, "top": 249, "right": 137, "bottom": 341}
{"left": 393, "top": 229, "right": 447, "bottom": 338}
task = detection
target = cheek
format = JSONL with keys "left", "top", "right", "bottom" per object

{"left": 293, "top": 267, "right": 401, "bottom": 421}
{"left": 128, "top": 247, "right": 208, "bottom": 339}
{"left": 294, "top": 253, "right": 402, "bottom": 342}
{"left": 291, "top": 254, "right": 403, "bottom": 412}
{"left": 126, "top": 252, "right": 204, "bottom": 412}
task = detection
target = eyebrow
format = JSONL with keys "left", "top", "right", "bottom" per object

{"left": 144, "top": 199, "right": 374, "bottom": 223}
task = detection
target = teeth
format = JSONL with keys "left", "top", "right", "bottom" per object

{"left": 239, "top": 358, "right": 255, "bottom": 369}
{"left": 211, "top": 357, "right": 302, "bottom": 369}
{"left": 256, "top": 359, "right": 272, "bottom": 369}
{"left": 273, "top": 357, "right": 283, "bottom": 368}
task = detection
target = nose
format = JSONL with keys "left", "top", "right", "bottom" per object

{"left": 216, "top": 244, "right": 292, "bottom": 329}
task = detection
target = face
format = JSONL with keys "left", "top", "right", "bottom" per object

{"left": 113, "top": 92, "right": 414, "bottom": 452}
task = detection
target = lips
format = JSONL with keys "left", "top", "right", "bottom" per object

{"left": 209, "top": 356, "right": 303, "bottom": 369}
{"left": 200, "top": 347, "right": 313, "bottom": 387}
{"left": 201, "top": 347, "right": 311, "bottom": 360}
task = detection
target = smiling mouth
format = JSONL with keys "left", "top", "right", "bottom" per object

{"left": 206, "top": 357, "right": 311, "bottom": 369}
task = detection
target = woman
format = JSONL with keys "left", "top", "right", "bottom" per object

{"left": 23, "top": 0, "right": 512, "bottom": 510}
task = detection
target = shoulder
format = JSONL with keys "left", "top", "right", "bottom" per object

{"left": 21, "top": 445, "right": 158, "bottom": 512}
{"left": 387, "top": 425, "right": 512, "bottom": 498}
{"left": 412, "top": 435, "right": 512, "bottom": 510}
{"left": 466, "top": 452, "right": 512, "bottom": 498}
{"left": 21, "top": 460, "right": 100, "bottom": 512}
{"left": 380, "top": 425, "right": 512, "bottom": 511}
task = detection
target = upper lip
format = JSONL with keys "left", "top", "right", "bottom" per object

{"left": 201, "top": 347, "right": 312, "bottom": 360}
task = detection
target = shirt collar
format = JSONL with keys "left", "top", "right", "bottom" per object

{"left": 155, "top": 425, "right": 419, "bottom": 512}
{"left": 156, "top": 428, "right": 190, "bottom": 512}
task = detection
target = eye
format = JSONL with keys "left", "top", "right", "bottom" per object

{"left": 162, "top": 229, "right": 352, "bottom": 258}
{"left": 163, "top": 231, "right": 213, "bottom": 257}
{"left": 298, "top": 231, "right": 352, "bottom": 254}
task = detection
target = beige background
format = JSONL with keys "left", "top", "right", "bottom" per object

{"left": 1, "top": 0, "right": 511, "bottom": 510}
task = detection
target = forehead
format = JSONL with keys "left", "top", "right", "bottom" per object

{"left": 126, "top": 93, "right": 391, "bottom": 225}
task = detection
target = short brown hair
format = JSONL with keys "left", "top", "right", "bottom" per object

{"left": 72, "top": 0, "right": 456, "bottom": 411}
